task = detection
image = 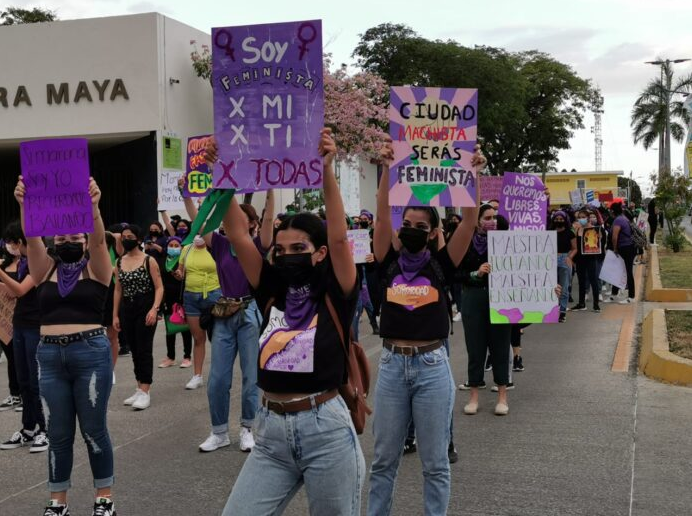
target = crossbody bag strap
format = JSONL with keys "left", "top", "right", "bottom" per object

{"left": 325, "top": 294, "right": 348, "bottom": 357}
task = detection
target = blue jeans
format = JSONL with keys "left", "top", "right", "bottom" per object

{"left": 183, "top": 288, "right": 222, "bottom": 317}
{"left": 208, "top": 300, "right": 261, "bottom": 432}
{"left": 557, "top": 253, "right": 572, "bottom": 313}
{"left": 13, "top": 326, "right": 45, "bottom": 433}
{"left": 37, "top": 333, "right": 114, "bottom": 491}
{"left": 368, "top": 346, "right": 455, "bottom": 516}
{"left": 222, "top": 396, "right": 365, "bottom": 516}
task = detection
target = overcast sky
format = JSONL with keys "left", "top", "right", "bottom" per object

{"left": 11, "top": 0, "right": 692, "bottom": 194}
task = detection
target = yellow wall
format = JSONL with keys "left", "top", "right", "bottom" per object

{"left": 534, "top": 173, "right": 620, "bottom": 205}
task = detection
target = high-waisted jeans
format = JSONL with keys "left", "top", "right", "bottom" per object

{"left": 37, "top": 333, "right": 114, "bottom": 491}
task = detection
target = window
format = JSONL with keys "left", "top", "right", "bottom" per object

{"left": 576, "top": 179, "right": 586, "bottom": 189}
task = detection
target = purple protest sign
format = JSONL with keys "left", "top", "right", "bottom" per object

{"left": 20, "top": 138, "right": 93, "bottom": 238}
{"left": 211, "top": 20, "right": 324, "bottom": 192}
{"left": 391, "top": 206, "right": 404, "bottom": 231}
{"left": 389, "top": 86, "right": 478, "bottom": 207}
{"left": 498, "top": 172, "right": 547, "bottom": 230}
{"left": 479, "top": 175, "right": 503, "bottom": 203}
{"left": 185, "top": 135, "right": 212, "bottom": 198}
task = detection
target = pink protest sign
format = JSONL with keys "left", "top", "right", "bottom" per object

{"left": 185, "top": 135, "right": 212, "bottom": 198}
{"left": 480, "top": 176, "right": 503, "bottom": 203}
{"left": 20, "top": 138, "right": 93, "bottom": 238}
{"left": 211, "top": 20, "right": 324, "bottom": 192}
{"left": 389, "top": 86, "right": 478, "bottom": 207}
{"left": 498, "top": 172, "right": 547, "bottom": 230}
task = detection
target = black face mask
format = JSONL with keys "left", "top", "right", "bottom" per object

{"left": 359, "top": 221, "right": 370, "bottom": 229}
{"left": 149, "top": 231, "right": 161, "bottom": 238}
{"left": 55, "top": 242, "right": 85, "bottom": 263}
{"left": 554, "top": 221, "right": 565, "bottom": 229}
{"left": 274, "top": 252, "right": 315, "bottom": 287}
{"left": 398, "top": 226, "right": 429, "bottom": 254}
{"left": 122, "top": 239, "right": 140, "bottom": 253}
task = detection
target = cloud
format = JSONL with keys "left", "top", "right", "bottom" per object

{"left": 126, "top": 1, "right": 174, "bottom": 15}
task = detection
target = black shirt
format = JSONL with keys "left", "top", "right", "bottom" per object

{"left": 556, "top": 228, "right": 576, "bottom": 254}
{"left": 377, "top": 246, "right": 454, "bottom": 341}
{"left": 459, "top": 241, "right": 489, "bottom": 288}
{"left": 252, "top": 260, "right": 358, "bottom": 394}
{"left": 6, "top": 270, "right": 40, "bottom": 329}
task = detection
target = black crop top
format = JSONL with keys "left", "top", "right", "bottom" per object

{"left": 252, "top": 260, "right": 358, "bottom": 394}
{"left": 37, "top": 264, "right": 109, "bottom": 326}
{"left": 378, "top": 246, "right": 455, "bottom": 341}
{"left": 5, "top": 270, "right": 40, "bottom": 329}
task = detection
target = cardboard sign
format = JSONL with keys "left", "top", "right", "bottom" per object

{"left": 391, "top": 206, "right": 404, "bottom": 231}
{"left": 347, "top": 229, "right": 371, "bottom": 264}
{"left": 498, "top": 172, "right": 547, "bottom": 230}
{"left": 185, "top": 135, "right": 213, "bottom": 198}
{"left": 599, "top": 250, "right": 627, "bottom": 290}
{"left": 389, "top": 86, "right": 478, "bottom": 207}
{"left": 488, "top": 230, "right": 559, "bottom": 324}
{"left": 158, "top": 169, "right": 184, "bottom": 211}
{"left": 20, "top": 138, "right": 93, "bottom": 237}
{"left": 163, "top": 136, "right": 183, "bottom": 170}
{"left": 0, "top": 287, "right": 16, "bottom": 345}
{"left": 480, "top": 175, "right": 503, "bottom": 203}
{"left": 211, "top": 20, "right": 324, "bottom": 192}
{"left": 581, "top": 227, "right": 602, "bottom": 255}
{"left": 570, "top": 189, "right": 583, "bottom": 205}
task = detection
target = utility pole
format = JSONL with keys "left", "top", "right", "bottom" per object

{"left": 590, "top": 93, "right": 604, "bottom": 172}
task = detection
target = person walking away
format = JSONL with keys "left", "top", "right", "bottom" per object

{"left": 551, "top": 211, "right": 577, "bottom": 322}
{"left": 608, "top": 202, "right": 636, "bottom": 304}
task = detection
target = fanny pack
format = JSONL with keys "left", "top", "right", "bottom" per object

{"left": 211, "top": 296, "right": 252, "bottom": 318}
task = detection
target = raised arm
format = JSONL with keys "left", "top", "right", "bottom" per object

{"left": 259, "top": 190, "right": 275, "bottom": 250}
{"left": 160, "top": 209, "right": 175, "bottom": 238}
{"left": 374, "top": 137, "right": 394, "bottom": 263}
{"left": 446, "top": 146, "right": 486, "bottom": 267}
{"left": 86, "top": 178, "right": 112, "bottom": 285}
{"left": 321, "top": 128, "right": 356, "bottom": 296}
{"left": 14, "top": 176, "right": 53, "bottom": 282}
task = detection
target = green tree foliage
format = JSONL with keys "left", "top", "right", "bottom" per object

{"left": 618, "top": 177, "right": 643, "bottom": 206}
{"left": 352, "top": 24, "right": 594, "bottom": 174}
{"left": 652, "top": 168, "right": 692, "bottom": 252}
{"left": 1, "top": 6, "right": 56, "bottom": 25}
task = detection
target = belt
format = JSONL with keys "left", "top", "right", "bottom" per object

{"left": 225, "top": 295, "right": 253, "bottom": 306}
{"left": 262, "top": 389, "right": 339, "bottom": 415}
{"left": 383, "top": 340, "right": 443, "bottom": 356}
{"left": 42, "top": 327, "right": 106, "bottom": 346}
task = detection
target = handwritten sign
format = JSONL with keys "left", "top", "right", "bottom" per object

{"left": 347, "top": 229, "right": 371, "bottom": 264}
{"left": 389, "top": 86, "right": 478, "bottom": 207}
{"left": 498, "top": 172, "right": 547, "bottom": 230}
{"left": 570, "top": 189, "right": 583, "bottom": 205}
{"left": 20, "top": 138, "right": 93, "bottom": 237}
{"left": 0, "top": 288, "right": 16, "bottom": 345}
{"left": 488, "top": 230, "right": 559, "bottom": 324}
{"left": 391, "top": 206, "right": 404, "bottom": 231}
{"left": 158, "top": 170, "right": 184, "bottom": 211}
{"left": 211, "top": 20, "right": 324, "bottom": 192}
{"left": 480, "top": 175, "right": 503, "bottom": 203}
{"left": 185, "top": 135, "right": 212, "bottom": 198}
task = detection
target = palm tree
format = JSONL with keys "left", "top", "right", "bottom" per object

{"left": 631, "top": 60, "right": 692, "bottom": 177}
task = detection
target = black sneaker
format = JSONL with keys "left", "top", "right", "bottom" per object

{"left": 117, "top": 347, "right": 131, "bottom": 357}
{"left": 92, "top": 497, "right": 116, "bottom": 516}
{"left": 593, "top": 305, "right": 601, "bottom": 313}
{"left": 371, "top": 324, "right": 379, "bottom": 335}
{"left": 403, "top": 438, "right": 417, "bottom": 455}
{"left": 558, "top": 312, "right": 566, "bottom": 323}
{"left": 30, "top": 432, "right": 49, "bottom": 453}
{"left": 0, "top": 395, "right": 21, "bottom": 411}
{"left": 513, "top": 355, "right": 524, "bottom": 372}
{"left": 458, "top": 381, "right": 487, "bottom": 390}
{"left": 0, "top": 429, "right": 34, "bottom": 449}
{"left": 484, "top": 355, "right": 492, "bottom": 372}
{"left": 491, "top": 383, "right": 515, "bottom": 391}
{"left": 570, "top": 304, "right": 587, "bottom": 311}
{"left": 448, "top": 442, "right": 458, "bottom": 464}
{"left": 43, "top": 501, "right": 70, "bottom": 516}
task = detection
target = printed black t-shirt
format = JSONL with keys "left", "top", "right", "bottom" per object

{"left": 377, "top": 246, "right": 454, "bottom": 341}
{"left": 252, "top": 260, "right": 358, "bottom": 394}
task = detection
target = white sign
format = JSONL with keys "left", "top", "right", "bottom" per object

{"left": 569, "top": 189, "right": 583, "bottom": 205}
{"left": 488, "top": 230, "right": 559, "bottom": 324}
{"left": 599, "top": 250, "right": 627, "bottom": 290}
{"left": 158, "top": 169, "right": 185, "bottom": 211}
{"left": 347, "top": 229, "right": 371, "bottom": 264}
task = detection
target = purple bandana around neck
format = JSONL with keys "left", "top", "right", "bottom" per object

{"left": 397, "top": 248, "right": 431, "bottom": 282}
{"left": 472, "top": 231, "right": 488, "bottom": 256}
{"left": 57, "top": 258, "right": 88, "bottom": 298}
{"left": 284, "top": 284, "right": 318, "bottom": 330}
{"left": 17, "top": 256, "right": 29, "bottom": 281}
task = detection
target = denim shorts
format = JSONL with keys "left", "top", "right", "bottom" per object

{"left": 183, "top": 288, "right": 222, "bottom": 317}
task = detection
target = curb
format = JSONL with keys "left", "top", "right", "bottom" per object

{"left": 644, "top": 245, "right": 692, "bottom": 302}
{"left": 639, "top": 309, "right": 692, "bottom": 386}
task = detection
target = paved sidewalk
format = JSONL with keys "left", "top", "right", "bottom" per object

{"left": 0, "top": 294, "right": 690, "bottom": 515}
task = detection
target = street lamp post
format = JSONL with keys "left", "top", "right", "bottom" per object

{"left": 645, "top": 59, "right": 691, "bottom": 177}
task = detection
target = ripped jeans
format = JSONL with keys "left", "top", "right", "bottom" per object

{"left": 37, "top": 333, "right": 114, "bottom": 492}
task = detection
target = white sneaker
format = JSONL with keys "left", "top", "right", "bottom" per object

{"left": 123, "top": 389, "right": 142, "bottom": 406}
{"left": 186, "top": 375, "right": 203, "bottom": 390}
{"left": 239, "top": 427, "right": 255, "bottom": 452}
{"left": 199, "top": 432, "right": 230, "bottom": 452}
{"left": 599, "top": 294, "right": 604, "bottom": 302}
{"left": 132, "top": 391, "right": 150, "bottom": 410}
{"left": 452, "top": 312, "right": 461, "bottom": 322}
{"left": 112, "top": 372, "right": 116, "bottom": 385}
{"left": 618, "top": 298, "right": 633, "bottom": 304}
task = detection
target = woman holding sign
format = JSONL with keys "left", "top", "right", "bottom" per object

{"left": 367, "top": 139, "right": 482, "bottom": 516}
{"left": 14, "top": 176, "right": 116, "bottom": 516}
{"left": 207, "top": 129, "right": 364, "bottom": 516}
